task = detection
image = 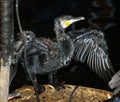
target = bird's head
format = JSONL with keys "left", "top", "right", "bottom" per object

{"left": 55, "top": 15, "right": 85, "bottom": 29}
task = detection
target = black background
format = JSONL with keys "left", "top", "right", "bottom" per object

{"left": 10, "top": 0, "right": 120, "bottom": 92}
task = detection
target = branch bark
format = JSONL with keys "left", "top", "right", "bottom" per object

{"left": 0, "top": 0, "right": 14, "bottom": 101}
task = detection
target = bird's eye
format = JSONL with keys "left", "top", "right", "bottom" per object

{"left": 66, "top": 60, "right": 70, "bottom": 65}
{"left": 25, "top": 36, "right": 32, "bottom": 43}
{"left": 27, "top": 37, "right": 30, "bottom": 41}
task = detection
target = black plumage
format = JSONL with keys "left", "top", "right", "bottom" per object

{"left": 63, "top": 15, "right": 115, "bottom": 82}
{"left": 13, "top": 15, "right": 115, "bottom": 84}
{"left": 67, "top": 28, "right": 114, "bottom": 82}
{"left": 12, "top": 20, "right": 75, "bottom": 88}
{"left": 10, "top": 15, "right": 115, "bottom": 101}
{"left": 22, "top": 32, "right": 74, "bottom": 75}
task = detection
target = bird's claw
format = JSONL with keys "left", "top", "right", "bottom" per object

{"left": 36, "top": 85, "right": 45, "bottom": 94}
{"left": 51, "top": 83, "right": 65, "bottom": 91}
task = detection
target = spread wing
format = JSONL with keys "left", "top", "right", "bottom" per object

{"left": 67, "top": 29, "right": 115, "bottom": 82}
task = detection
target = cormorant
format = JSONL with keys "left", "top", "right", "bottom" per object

{"left": 16, "top": 15, "right": 115, "bottom": 86}
{"left": 10, "top": 15, "right": 115, "bottom": 101}
{"left": 13, "top": 16, "right": 84, "bottom": 87}
{"left": 8, "top": 0, "right": 115, "bottom": 102}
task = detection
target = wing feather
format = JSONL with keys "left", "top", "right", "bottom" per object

{"left": 80, "top": 39, "right": 91, "bottom": 62}
{"left": 97, "top": 55, "right": 103, "bottom": 79}
{"left": 72, "top": 29, "right": 115, "bottom": 81}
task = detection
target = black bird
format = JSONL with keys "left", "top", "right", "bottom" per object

{"left": 13, "top": 15, "right": 115, "bottom": 87}
{"left": 10, "top": 15, "right": 115, "bottom": 101}
{"left": 11, "top": 16, "right": 83, "bottom": 89}
{"left": 13, "top": 16, "right": 114, "bottom": 85}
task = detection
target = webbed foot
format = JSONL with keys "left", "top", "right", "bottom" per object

{"left": 50, "top": 82, "right": 65, "bottom": 91}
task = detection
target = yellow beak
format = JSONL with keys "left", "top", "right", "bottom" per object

{"left": 61, "top": 16, "right": 85, "bottom": 28}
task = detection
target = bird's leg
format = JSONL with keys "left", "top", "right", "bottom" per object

{"left": 27, "top": 70, "right": 45, "bottom": 95}
{"left": 48, "top": 72, "right": 65, "bottom": 91}
{"left": 34, "top": 75, "right": 45, "bottom": 94}
{"left": 27, "top": 72, "right": 44, "bottom": 102}
{"left": 27, "top": 55, "right": 45, "bottom": 94}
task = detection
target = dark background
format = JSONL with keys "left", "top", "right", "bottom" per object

{"left": 10, "top": 0, "right": 120, "bottom": 92}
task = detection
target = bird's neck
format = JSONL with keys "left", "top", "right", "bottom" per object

{"left": 54, "top": 27, "right": 74, "bottom": 65}
{"left": 54, "top": 27, "right": 68, "bottom": 44}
